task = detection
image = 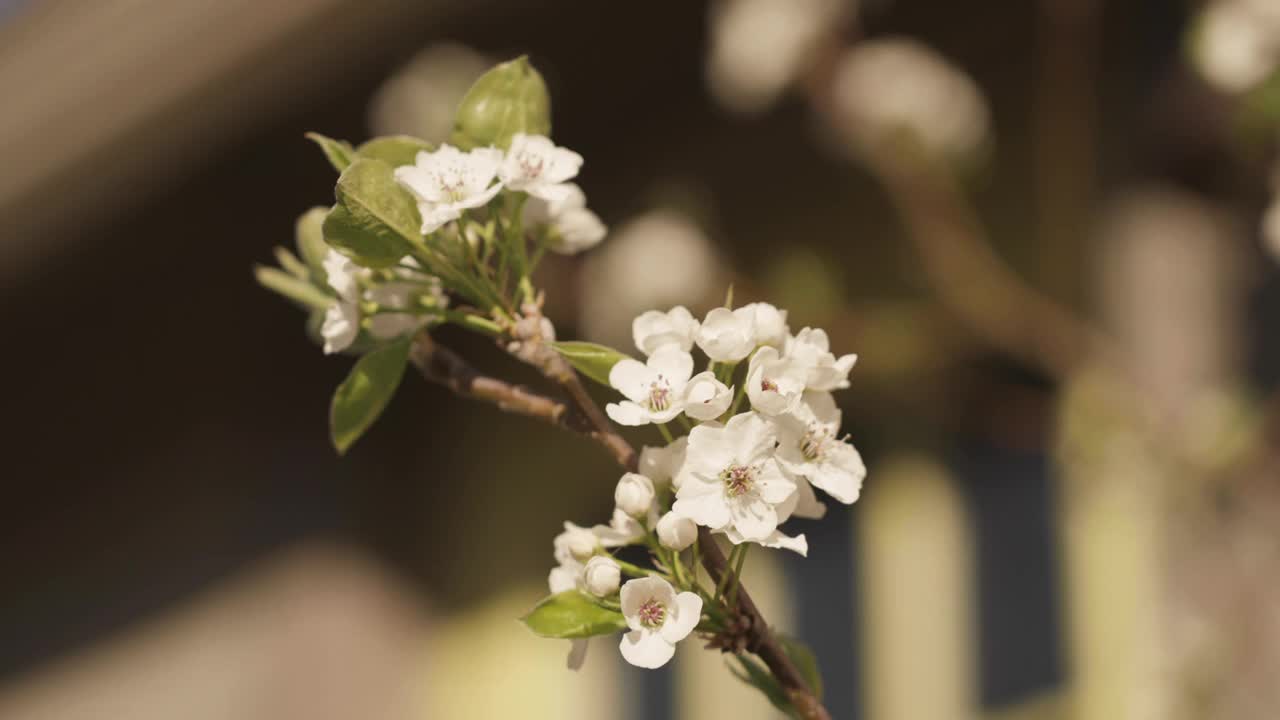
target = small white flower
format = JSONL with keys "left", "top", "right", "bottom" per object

{"left": 632, "top": 306, "right": 700, "bottom": 355}
{"left": 656, "top": 511, "right": 697, "bottom": 551}
{"left": 321, "top": 300, "right": 360, "bottom": 355}
{"left": 775, "top": 391, "right": 865, "bottom": 504}
{"left": 695, "top": 307, "right": 758, "bottom": 362}
{"left": 554, "top": 522, "right": 600, "bottom": 565}
{"left": 593, "top": 507, "right": 650, "bottom": 547}
{"left": 683, "top": 371, "right": 734, "bottom": 421}
{"left": 746, "top": 346, "right": 807, "bottom": 415}
{"left": 615, "top": 473, "right": 657, "bottom": 518}
{"left": 673, "top": 412, "right": 797, "bottom": 541}
{"left": 583, "top": 556, "right": 622, "bottom": 597}
{"left": 322, "top": 249, "right": 360, "bottom": 302}
{"left": 639, "top": 436, "right": 688, "bottom": 490}
{"left": 394, "top": 144, "right": 504, "bottom": 234}
{"left": 785, "top": 327, "right": 857, "bottom": 390}
{"left": 523, "top": 183, "right": 607, "bottom": 255}
{"left": 740, "top": 302, "right": 789, "bottom": 348}
{"left": 500, "top": 133, "right": 584, "bottom": 204}
{"left": 606, "top": 345, "right": 695, "bottom": 426}
{"left": 618, "top": 576, "right": 703, "bottom": 669}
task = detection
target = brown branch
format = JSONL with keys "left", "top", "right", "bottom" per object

{"left": 500, "top": 315, "right": 830, "bottom": 720}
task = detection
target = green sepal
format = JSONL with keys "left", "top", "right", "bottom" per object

{"left": 254, "top": 265, "right": 332, "bottom": 311}
{"left": 451, "top": 55, "right": 551, "bottom": 149}
{"left": 306, "top": 132, "right": 356, "bottom": 172}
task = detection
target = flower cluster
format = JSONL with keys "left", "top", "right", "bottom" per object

{"left": 543, "top": 301, "right": 864, "bottom": 669}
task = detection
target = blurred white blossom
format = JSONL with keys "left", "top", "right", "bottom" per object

{"left": 523, "top": 183, "right": 607, "bottom": 255}
{"left": 1193, "top": 0, "right": 1280, "bottom": 94}
{"left": 831, "top": 38, "right": 990, "bottom": 159}
{"left": 707, "top": 0, "right": 854, "bottom": 114}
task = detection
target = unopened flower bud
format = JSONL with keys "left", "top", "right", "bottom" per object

{"left": 583, "top": 556, "right": 621, "bottom": 597}
{"left": 656, "top": 512, "right": 697, "bottom": 551}
{"left": 614, "top": 472, "right": 656, "bottom": 517}
{"left": 451, "top": 55, "right": 551, "bottom": 150}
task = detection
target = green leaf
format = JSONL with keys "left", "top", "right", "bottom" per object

{"left": 727, "top": 654, "right": 799, "bottom": 718}
{"left": 329, "top": 336, "right": 413, "bottom": 455}
{"left": 520, "top": 590, "right": 629, "bottom": 639}
{"left": 780, "top": 635, "right": 824, "bottom": 701}
{"left": 295, "top": 206, "right": 331, "bottom": 279}
{"left": 551, "top": 341, "right": 632, "bottom": 387}
{"left": 254, "top": 265, "right": 332, "bottom": 310}
{"left": 356, "top": 135, "right": 434, "bottom": 167}
{"left": 323, "top": 158, "right": 422, "bottom": 268}
{"left": 306, "top": 132, "right": 356, "bottom": 172}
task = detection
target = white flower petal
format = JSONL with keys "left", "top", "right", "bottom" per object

{"left": 648, "top": 345, "right": 695, "bottom": 387}
{"left": 660, "top": 592, "right": 703, "bottom": 644}
{"left": 606, "top": 401, "right": 651, "bottom": 426}
{"left": 728, "top": 495, "right": 778, "bottom": 541}
{"left": 619, "top": 629, "right": 676, "bottom": 669}
{"left": 672, "top": 489, "right": 732, "bottom": 530}
{"left": 609, "top": 358, "right": 655, "bottom": 403}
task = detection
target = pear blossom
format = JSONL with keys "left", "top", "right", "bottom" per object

{"left": 683, "top": 371, "right": 734, "bottom": 421}
{"left": 746, "top": 346, "right": 806, "bottom": 415}
{"left": 776, "top": 391, "right": 865, "bottom": 504}
{"left": 394, "top": 144, "right": 504, "bottom": 233}
{"left": 606, "top": 345, "right": 695, "bottom": 426}
{"left": 322, "top": 249, "right": 360, "bottom": 302}
{"left": 618, "top": 577, "right": 703, "bottom": 669}
{"left": 499, "top": 133, "right": 583, "bottom": 204}
{"left": 524, "top": 182, "right": 607, "bottom": 254}
{"left": 554, "top": 522, "right": 600, "bottom": 566}
{"left": 696, "top": 306, "right": 758, "bottom": 362}
{"left": 321, "top": 301, "right": 360, "bottom": 355}
{"left": 639, "top": 436, "right": 688, "bottom": 490}
{"left": 656, "top": 511, "right": 697, "bottom": 551}
{"left": 615, "top": 473, "right": 657, "bottom": 518}
{"left": 785, "top": 327, "right": 857, "bottom": 390}
{"left": 672, "top": 412, "right": 797, "bottom": 542}
{"left": 633, "top": 306, "right": 700, "bottom": 355}
{"left": 593, "top": 507, "right": 650, "bottom": 546}
{"left": 583, "top": 556, "right": 622, "bottom": 597}
{"left": 739, "top": 302, "right": 789, "bottom": 348}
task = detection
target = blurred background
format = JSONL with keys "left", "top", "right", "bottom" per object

{"left": 3, "top": 0, "right": 1280, "bottom": 718}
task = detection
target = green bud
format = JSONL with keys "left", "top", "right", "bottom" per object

{"left": 450, "top": 55, "right": 551, "bottom": 149}
{"left": 294, "top": 206, "right": 331, "bottom": 280}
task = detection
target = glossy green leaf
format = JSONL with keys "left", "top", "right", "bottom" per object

{"left": 254, "top": 265, "right": 332, "bottom": 310}
{"left": 356, "top": 135, "right": 434, "bottom": 167}
{"left": 306, "top": 132, "right": 356, "bottom": 172}
{"left": 329, "top": 336, "right": 413, "bottom": 455}
{"left": 451, "top": 55, "right": 551, "bottom": 149}
{"left": 294, "top": 206, "right": 331, "bottom": 279}
{"left": 520, "top": 590, "right": 629, "bottom": 639}
{"left": 322, "top": 159, "right": 421, "bottom": 268}
{"left": 551, "top": 341, "right": 632, "bottom": 388}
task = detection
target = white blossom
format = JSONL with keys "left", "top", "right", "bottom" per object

{"left": 656, "top": 511, "right": 697, "bottom": 551}
{"left": 673, "top": 412, "right": 797, "bottom": 542}
{"left": 632, "top": 306, "right": 700, "bottom": 355}
{"left": 394, "top": 144, "right": 504, "bottom": 234}
{"left": 322, "top": 249, "right": 360, "bottom": 302}
{"left": 554, "top": 522, "right": 600, "bottom": 565}
{"left": 500, "top": 133, "right": 583, "bottom": 204}
{"left": 683, "top": 371, "right": 734, "bottom": 421}
{"left": 606, "top": 345, "right": 695, "bottom": 426}
{"left": 776, "top": 391, "right": 865, "bottom": 504}
{"left": 746, "top": 346, "right": 807, "bottom": 415}
{"left": 740, "top": 302, "right": 789, "bottom": 348}
{"left": 524, "top": 183, "right": 606, "bottom": 255}
{"left": 618, "top": 577, "right": 703, "bottom": 669}
{"left": 321, "top": 300, "right": 360, "bottom": 355}
{"left": 639, "top": 436, "right": 688, "bottom": 490}
{"left": 583, "top": 556, "right": 622, "bottom": 597}
{"left": 615, "top": 473, "right": 657, "bottom": 518}
{"left": 593, "top": 507, "right": 650, "bottom": 546}
{"left": 695, "top": 306, "right": 757, "bottom": 362}
{"left": 785, "top": 327, "right": 857, "bottom": 390}
{"left": 1193, "top": 0, "right": 1280, "bottom": 94}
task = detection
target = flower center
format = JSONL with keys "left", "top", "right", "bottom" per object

{"left": 801, "top": 422, "right": 834, "bottom": 462}
{"left": 638, "top": 599, "right": 666, "bottom": 628}
{"left": 760, "top": 377, "right": 778, "bottom": 393}
{"left": 720, "top": 464, "right": 756, "bottom": 497}
{"left": 518, "top": 153, "right": 545, "bottom": 178}
{"left": 646, "top": 377, "right": 672, "bottom": 411}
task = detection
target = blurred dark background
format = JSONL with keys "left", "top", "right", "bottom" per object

{"left": 3, "top": 0, "right": 1278, "bottom": 718}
